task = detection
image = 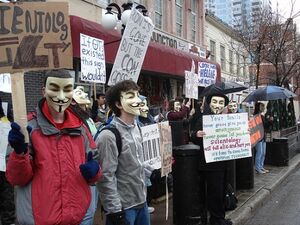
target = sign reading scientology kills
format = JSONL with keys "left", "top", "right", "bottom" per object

{"left": 0, "top": 2, "right": 72, "bottom": 73}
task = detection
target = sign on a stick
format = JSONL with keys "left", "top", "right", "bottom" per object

{"left": 0, "top": 2, "right": 72, "bottom": 73}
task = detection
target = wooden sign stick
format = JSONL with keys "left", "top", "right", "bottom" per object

{"left": 10, "top": 72, "right": 29, "bottom": 143}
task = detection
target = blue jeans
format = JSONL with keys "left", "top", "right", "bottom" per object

{"left": 80, "top": 186, "right": 99, "bottom": 225}
{"left": 255, "top": 140, "right": 266, "bottom": 171}
{"left": 106, "top": 203, "right": 150, "bottom": 225}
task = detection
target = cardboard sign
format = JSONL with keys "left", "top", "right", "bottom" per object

{"left": 159, "top": 121, "right": 172, "bottom": 177}
{"left": 80, "top": 33, "right": 106, "bottom": 83}
{"left": 141, "top": 123, "right": 161, "bottom": 169}
{"left": 185, "top": 71, "right": 198, "bottom": 99}
{"left": 108, "top": 8, "right": 154, "bottom": 86}
{"left": 0, "top": 2, "right": 72, "bottom": 73}
{"left": 203, "top": 113, "right": 252, "bottom": 163}
{"left": 248, "top": 115, "right": 264, "bottom": 148}
{"left": 0, "top": 120, "right": 10, "bottom": 171}
{"left": 198, "top": 62, "right": 217, "bottom": 87}
{"left": 0, "top": 73, "right": 11, "bottom": 93}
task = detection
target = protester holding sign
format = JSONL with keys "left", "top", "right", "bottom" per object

{"left": 253, "top": 102, "right": 273, "bottom": 174}
{"left": 190, "top": 91, "right": 232, "bottom": 225}
{"left": 6, "top": 70, "right": 102, "bottom": 225}
{"left": 96, "top": 80, "right": 150, "bottom": 225}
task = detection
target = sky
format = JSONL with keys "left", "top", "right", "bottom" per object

{"left": 271, "top": 0, "right": 300, "bottom": 30}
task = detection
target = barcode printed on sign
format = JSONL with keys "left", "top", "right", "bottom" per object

{"left": 142, "top": 138, "right": 160, "bottom": 162}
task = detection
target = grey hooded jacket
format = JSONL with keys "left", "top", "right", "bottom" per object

{"left": 96, "top": 116, "right": 146, "bottom": 214}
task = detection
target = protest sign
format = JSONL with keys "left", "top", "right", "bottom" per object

{"left": 185, "top": 71, "right": 198, "bottom": 99}
{"left": 0, "top": 120, "right": 10, "bottom": 171}
{"left": 108, "top": 7, "right": 154, "bottom": 86}
{"left": 0, "top": 73, "right": 11, "bottom": 93}
{"left": 203, "top": 112, "right": 251, "bottom": 163}
{"left": 0, "top": 2, "right": 72, "bottom": 73}
{"left": 185, "top": 60, "right": 198, "bottom": 99}
{"left": 80, "top": 34, "right": 106, "bottom": 83}
{"left": 248, "top": 115, "right": 264, "bottom": 148}
{"left": 198, "top": 62, "right": 217, "bottom": 87}
{"left": 159, "top": 121, "right": 172, "bottom": 177}
{"left": 141, "top": 123, "right": 161, "bottom": 169}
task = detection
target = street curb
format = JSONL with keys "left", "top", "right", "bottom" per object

{"left": 229, "top": 153, "right": 300, "bottom": 225}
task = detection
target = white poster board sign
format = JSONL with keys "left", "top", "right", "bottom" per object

{"left": 0, "top": 73, "right": 11, "bottom": 93}
{"left": 141, "top": 123, "right": 161, "bottom": 169}
{"left": 0, "top": 121, "right": 10, "bottom": 171}
{"left": 185, "top": 70, "right": 198, "bottom": 99}
{"left": 198, "top": 62, "right": 217, "bottom": 87}
{"left": 159, "top": 121, "right": 172, "bottom": 177}
{"left": 203, "top": 113, "right": 251, "bottom": 163}
{"left": 108, "top": 8, "right": 154, "bottom": 86}
{"left": 80, "top": 33, "right": 106, "bottom": 83}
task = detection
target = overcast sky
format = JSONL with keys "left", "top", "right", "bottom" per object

{"left": 271, "top": 0, "right": 300, "bottom": 30}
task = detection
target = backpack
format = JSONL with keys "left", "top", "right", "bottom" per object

{"left": 224, "top": 183, "right": 238, "bottom": 211}
{"left": 94, "top": 123, "right": 122, "bottom": 156}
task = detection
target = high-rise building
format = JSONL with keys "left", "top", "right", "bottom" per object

{"left": 205, "top": 0, "right": 233, "bottom": 26}
{"left": 205, "top": 0, "right": 272, "bottom": 29}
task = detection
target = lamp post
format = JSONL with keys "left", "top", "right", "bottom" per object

{"left": 102, "top": 1, "right": 152, "bottom": 34}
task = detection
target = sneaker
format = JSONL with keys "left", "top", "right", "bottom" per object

{"left": 262, "top": 168, "right": 269, "bottom": 173}
{"left": 256, "top": 169, "right": 266, "bottom": 174}
{"left": 148, "top": 206, "right": 155, "bottom": 214}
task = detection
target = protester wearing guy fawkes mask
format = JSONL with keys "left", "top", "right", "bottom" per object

{"left": 227, "top": 100, "right": 239, "bottom": 114}
{"left": 190, "top": 92, "right": 233, "bottom": 225}
{"left": 96, "top": 80, "right": 151, "bottom": 225}
{"left": 6, "top": 70, "right": 102, "bottom": 225}
{"left": 166, "top": 98, "right": 190, "bottom": 121}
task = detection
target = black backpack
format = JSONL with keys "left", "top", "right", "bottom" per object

{"left": 94, "top": 124, "right": 122, "bottom": 156}
{"left": 224, "top": 183, "right": 238, "bottom": 211}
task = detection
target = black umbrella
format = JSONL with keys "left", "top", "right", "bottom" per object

{"left": 200, "top": 81, "right": 248, "bottom": 97}
{"left": 243, "top": 85, "right": 297, "bottom": 102}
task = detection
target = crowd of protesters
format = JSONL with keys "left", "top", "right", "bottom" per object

{"left": 1, "top": 69, "right": 273, "bottom": 225}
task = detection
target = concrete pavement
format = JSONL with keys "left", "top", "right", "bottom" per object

{"left": 148, "top": 152, "right": 300, "bottom": 225}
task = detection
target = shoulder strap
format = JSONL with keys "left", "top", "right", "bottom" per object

{"left": 101, "top": 126, "right": 122, "bottom": 156}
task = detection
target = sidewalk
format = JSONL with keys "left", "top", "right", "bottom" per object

{"left": 149, "top": 152, "right": 300, "bottom": 225}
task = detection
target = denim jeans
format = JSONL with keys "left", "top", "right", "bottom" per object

{"left": 255, "top": 140, "right": 266, "bottom": 171}
{"left": 106, "top": 202, "right": 150, "bottom": 225}
{"left": 80, "top": 186, "right": 99, "bottom": 225}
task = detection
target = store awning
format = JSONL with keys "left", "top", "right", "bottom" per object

{"left": 70, "top": 15, "right": 221, "bottom": 80}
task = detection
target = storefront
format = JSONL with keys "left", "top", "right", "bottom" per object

{"left": 70, "top": 15, "right": 221, "bottom": 110}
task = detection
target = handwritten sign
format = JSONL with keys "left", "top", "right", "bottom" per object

{"left": 248, "top": 115, "right": 264, "bottom": 148}
{"left": 0, "top": 120, "right": 10, "bottom": 171}
{"left": 80, "top": 34, "right": 106, "bottom": 83}
{"left": 108, "top": 7, "right": 154, "bottom": 86}
{"left": 0, "top": 2, "right": 72, "bottom": 73}
{"left": 0, "top": 73, "right": 11, "bottom": 93}
{"left": 159, "top": 121, "right": 172, "bottom": 177}
{"left": 198, "top": 62, "right": 217, "bottom": 87}
{"left": 141, "top": 123, "right": 161, "bottom": 169}
{"left": 203, "top": 113, "right": 251, "bottom": 163}
{"left": 185, "top": 71, "right": 198, "bottom": 99}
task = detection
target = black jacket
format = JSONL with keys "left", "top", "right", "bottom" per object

{"left": 190, "top": 103, "right": 228, "bottom": 171}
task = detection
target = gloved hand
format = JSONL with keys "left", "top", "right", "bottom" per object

{"left": 8, "top": 122, "right": 31, "bottom": 154}
{"left": 150, "top": 169, "right": 161, "bottom": 183}
{"left": 79, "top": 151, "right": 100, "bottom": 181}
{"left": 106, "top": 211, "right": 129, "bottom": 225}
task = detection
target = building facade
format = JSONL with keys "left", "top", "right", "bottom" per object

{"left": 1, "top": 0, "right": 220, "bottom": 113}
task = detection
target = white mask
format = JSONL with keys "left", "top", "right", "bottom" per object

{"left": 120, "top": 90, "right": 141, "bottom": 116}
{"left": 228, "top": 101, "right": 238, "bottom": 113}
{"left": 73, "top": 86, "right": 91, "bottom": 105}
{"left": 174, "top": 101, "right": 181, "bottom": 112}
{"left": 44, "top": 77, "right": 74, "bottom": 113}
{"left": 209, "top": 96, "right": 226, "bottom": 114}
{"left": 140, "top": 98, "right": 149, "bottom": 118}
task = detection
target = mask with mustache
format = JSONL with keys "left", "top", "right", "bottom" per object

{"left": 44, "top": 77, "right": 74, "bottom": 113}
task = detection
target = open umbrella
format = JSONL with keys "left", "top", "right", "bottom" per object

{"left": 243, "top": 85, "right": 297, "bottom": 102}
{"left": 200, "top": 81, "right": 248, "bottom": 97}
